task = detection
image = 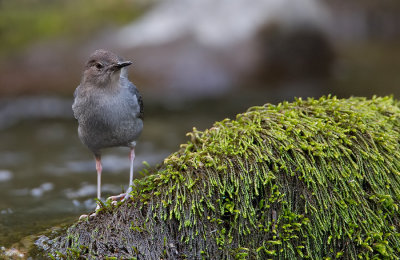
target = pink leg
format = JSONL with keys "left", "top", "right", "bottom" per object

{"left": 107, "top": 146, "right": 135, "bottom": 202}
{"left": 79, "top": 155, "right": 102, "bottom": 220}
{"left": 95, "top": 155, "right": 102, "bottom": 210}
{"left": 124, "top": 147, "right": 135, "bottom": 200}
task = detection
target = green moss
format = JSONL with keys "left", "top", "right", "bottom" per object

{"left": 44, "top": 96, "right": 400, "bottom": 259}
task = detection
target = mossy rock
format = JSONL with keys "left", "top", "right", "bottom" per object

{"left": 36, "top": 96, "right": 400, "bottom": 259}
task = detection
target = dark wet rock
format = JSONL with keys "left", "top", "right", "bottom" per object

{"left": 34, "top": 236, "right": 51, "bottom": 252}
{"left": 254, "top": 25, "right": 335, "bottom": 82}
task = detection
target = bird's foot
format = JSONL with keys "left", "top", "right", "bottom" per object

{"left": 107, "top": 187, "right": 133, "bottom": 205}
{"left": 79, "top": 214, "right": 89, "bottom": 221}
{"left": 78, "top": 204, "right": 101, "bottom": 220}
{"left": 107, "top": 193, "right": 132, "bottom": 206}
{"left": 78, "top": 212, "right": 97, "bottom": 221}
{"left": 107, "top": 193, "right": 126, "bottom": 202}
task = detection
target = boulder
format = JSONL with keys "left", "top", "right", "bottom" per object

{"left": 34, "top": 96, "right": 400, "bottom": 259}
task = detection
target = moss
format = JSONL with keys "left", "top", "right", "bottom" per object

{"left": 38, "top": 96, "right": 400, "bottom": 259}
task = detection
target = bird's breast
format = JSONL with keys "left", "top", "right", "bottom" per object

{"left": 74, "top": 89, "right": 143, "bottom": 151}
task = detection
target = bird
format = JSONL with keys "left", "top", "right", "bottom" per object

{"left": 72, "top": 49, "right": 143, "bottom": 218}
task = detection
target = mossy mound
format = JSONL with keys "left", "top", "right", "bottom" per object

{"left": 37, "top": 96, "right": 400, "bottom": 259}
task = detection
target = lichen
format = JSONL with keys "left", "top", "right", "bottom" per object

{"left": 37, "top": 96, "right": 400, "bottom": 259}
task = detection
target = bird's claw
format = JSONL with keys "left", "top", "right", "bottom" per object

{"left": 107, "top": 193, "right": 132, "bottom": 204}
{"left": 78, "top": 203, "right": 102, "bottom": 221}
{"left": 79, "top": 214, "right": 89, "bottom": 221}
{"left": 78, "top": 212, "right": 97, "bottom": 221}
{"left": 79, "top": 189, "right": 134, "bottom": 220}
{"left": 107, "top": 193, "right": 126, "bottom": 202}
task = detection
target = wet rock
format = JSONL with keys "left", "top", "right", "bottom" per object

{"left": 0, "top": 246, "right": 25, "bottom": 259}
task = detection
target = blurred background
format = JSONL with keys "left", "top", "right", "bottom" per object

{"left": 0, "top": 0, "right": 399, "bottom": 249}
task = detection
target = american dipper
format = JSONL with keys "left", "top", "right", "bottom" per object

{"left": 72, "top": 49, "right": 143, "bottom": 216}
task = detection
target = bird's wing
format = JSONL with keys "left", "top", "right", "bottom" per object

{"left": 72, "top": 86, "right": 80, "bottom": 120}
{"left": 126, "top": 81, "right": 144, "bottom": 120}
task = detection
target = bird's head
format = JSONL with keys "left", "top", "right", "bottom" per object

{"left": 82, "top": 49, "right": 132, "bottom": 88}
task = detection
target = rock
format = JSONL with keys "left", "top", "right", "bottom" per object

{"left": 34, "top": 96, "right": 400, "bottom": 259}
{"left": 112, "top": 0, "right": 332, "bottom": 98}
{"left": 0, "top": 246, "right": 25, "bottom": 259}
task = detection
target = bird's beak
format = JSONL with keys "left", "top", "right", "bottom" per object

{"left": 114, "top": 61, "right": 133, "bottom": 69}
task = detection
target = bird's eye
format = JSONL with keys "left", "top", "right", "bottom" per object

{"left": 95, "top": 63, "right": 104, "bottom": 69}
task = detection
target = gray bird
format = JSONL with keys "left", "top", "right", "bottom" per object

{"left": 72, "top": 49, "right": 143, "bottom": 216}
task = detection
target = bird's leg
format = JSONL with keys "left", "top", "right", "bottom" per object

{"left": 95, "top": 155, "right": 102, "bottom": 211}
{"left": 124, "top": 146, "right": 135, "bottom": 200}
{"left": 108, "top": 145, "right": 136, "bottom": 202}
{"left": 79, "top": 155, "right": 102, "bottom": 220}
